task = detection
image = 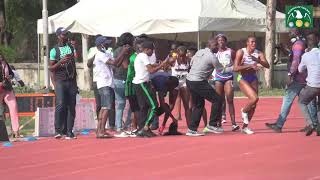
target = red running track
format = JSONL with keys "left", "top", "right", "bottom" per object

{"left": 0, "top": 98, "right": 319, "bottom": 180}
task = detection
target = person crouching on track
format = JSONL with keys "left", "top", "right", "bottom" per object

{"left": 150, "top": 71, "right": 180, "bottom": 135}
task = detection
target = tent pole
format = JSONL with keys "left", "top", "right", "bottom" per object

{"left": 275, "top": 33, "right": 279, "bottom": 64}
{"left": 197, "top": 17, "right": 200, "bottom": 49}
{"left": 37, "top": 34, "right": 40, "bottom": 89}
{"left": 42, "top": 0, "right": 50, "bottom": 92}
{"left": 197, "top": 31, "right": 200, "bottom": 49}
{"left": 81, "top": 34, "right": 91, "bottom": 90}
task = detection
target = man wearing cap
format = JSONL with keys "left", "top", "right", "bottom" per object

{"left": 132, "top": 40, "right": 168, "bottom": 137}
{"left": 87, "top": 34, "right": 115, "bottom": 130}
{"left": 94, "top": 36, "right": 130, "bottom": 138}
{"left": 49, "top": 27, "right": 78, "bottom": 140}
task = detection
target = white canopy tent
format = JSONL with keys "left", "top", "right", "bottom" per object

{"left": 37, "top": 0, "right": 287, "bottom": 36}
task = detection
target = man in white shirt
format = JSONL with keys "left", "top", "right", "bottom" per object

{"left": 132, "top": 41, "right": 168, "bottom": 137}
{"left": 297, "top": 31, "right": 320, "bottom": 136}
{"left": 94, "top": 36, "right": 129, "bottom": 138}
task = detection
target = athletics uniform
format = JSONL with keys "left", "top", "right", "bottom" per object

{"left": 171, "top": 60, "right": 189, "bottom": 89}
{"left": 214, "top": 48, "right": 233, "bottom": 83}
{"left": 239, "top": 48, "right": 260, "bottom": 83}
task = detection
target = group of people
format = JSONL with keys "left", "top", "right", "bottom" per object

{"left": 49, "top": 27, "right": 320, "bottom": 140}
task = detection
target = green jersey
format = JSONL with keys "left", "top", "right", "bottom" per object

{"left": 125, "top": 53, "right": 137, "bottom": 96}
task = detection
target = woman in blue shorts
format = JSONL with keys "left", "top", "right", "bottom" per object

{"left": 214, "top": 34, "right": 239, "bottom": 131}
{"left": 234, "top": 36, "right": 270, "bottom": 134}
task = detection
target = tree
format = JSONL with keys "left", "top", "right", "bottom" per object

{"left": 0, "top": 0, "right": 9, "bottom": 46}
{"left": 264, "top": 0, "right": 276, "bottom": 89}
{"left": 2, "top": 0, "right": 77, "bottom": 61}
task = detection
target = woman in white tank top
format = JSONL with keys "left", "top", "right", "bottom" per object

{"left": 233, "top": 36, "right": 270, "bottom": 134}
{"left": 214, "top": 34, "right": 239, "bottom": 131}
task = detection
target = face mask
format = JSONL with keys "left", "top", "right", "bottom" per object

{"left": 101, "top": 45, "right": 107, "bottom": 53}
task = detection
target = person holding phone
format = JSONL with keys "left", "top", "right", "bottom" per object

{"left": 49, "top": 27, "right": 78, "bottom": 140}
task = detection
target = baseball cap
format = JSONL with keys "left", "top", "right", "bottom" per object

{"left": 142, "top": 41, "right": 154, "bottom": 49}
{"left": 56, "top": 27, "right": 68, "bottom": 36}
{"left": 95, "top": 36, "right": 112, "bottom": 46}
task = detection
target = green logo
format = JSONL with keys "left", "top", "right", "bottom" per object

{"left": 285, "top": 5, "right": 313, "bottom": 28}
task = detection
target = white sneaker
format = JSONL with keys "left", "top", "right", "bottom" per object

{"left": 186, "top": 129, "right": 204, "bottom": 137}
{"left": 125, "top": 130, "right": 137, "bottom": 137}
{"left": 241, "top": 109, "right": 249, "bottom": 124}
{"left": 242, "top": 127, "right": 254, "bottom": 135}
{"left": 114, "top": 131, "right": 130, "bottom": 138}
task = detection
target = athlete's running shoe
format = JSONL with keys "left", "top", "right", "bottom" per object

{"left": 242, "top": 127, "right": 254, "bottom": 135}
{"left": 186, "top": 129, "right": 204, "bottom": 137}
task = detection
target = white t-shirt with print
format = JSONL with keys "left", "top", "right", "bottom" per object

{"left": 133, "top": 53, "right": 151, "bottom": 84}
{"left": 94, "top": 50, "right": 114, "bottom": 89}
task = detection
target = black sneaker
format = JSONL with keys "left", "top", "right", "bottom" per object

{"left": 150, "top": 125, "right": 159, "bottom": 131}
{"left": 65, "top": 132, "right": 77, "bottom": 140}
{"left": 317, "top": 126, "right": 320, "bottom": 136}
{"left": 147, "top": 129, "right": 157, "bottom": 137}
{"left": 265, "top": 123, "right": 282, "bottom": 133}
{"left": 231, "top": 124, "right": 240, "bottom": 132}
{"left": 54, "top": 133, "right": 62, "bottom": 139}
{"left": 300, "top": 126, "right": 308, "bottom": 132}
{"left": 137, "top": 129, "right": 155, "bottom": 138}
{"left": 163, "top": 122, "right": 183, "bottom": 136}
{"left": 305, "top": 125, "right": 315, "bottom": 136}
